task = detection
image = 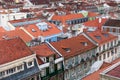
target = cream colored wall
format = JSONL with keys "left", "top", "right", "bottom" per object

{"left": 0, "top": 54, "right": 36, "bottom": 78}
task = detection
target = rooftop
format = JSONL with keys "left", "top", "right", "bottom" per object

{"left": 51, "top": 13, "right": 84, "bottom": 25}
{"left": 107, "top": 65, "right": 120, "bottom": 78}
{"left": 84, "top": 18, "right": 107, "bottom": 30}
{"left": 104, "top": 19, "right": 120, "bottom": 27}
{"left": 82, "top": 58, "right": 120, "bottom": 80}
{"left": 0, "top": 29, "right": 32, "bottom": 43}
{"left": 51, "top": 35, "right": 96, "bottom": 59}
{"left": 0, "top": 37, "right": 33, "bottom": 65}
{"left": 31, "top": 43, "right": 55, "bottom": 57}
{"left": 23, "top": 22, "right": 62, "bottom": 37}
{"left": 85, "top": 30, "right": 117, "bottom": 45}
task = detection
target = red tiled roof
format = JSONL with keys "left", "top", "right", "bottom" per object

{"left": 83, "top": 58, "right": 120, "bottom": 80}
{"left": 0, "top": 29, "right": 32, "bottom": 42}
{"left": 104, "top": 19, "right": 120, "bottom": 27}
{"left": 84, "top": 18, "right": 107, "bottom": 30}
{"left": 0, "top": 37, "right": 33, "bottom": 65}
{"left": 0, "top": 27, "right": 6, "bottom": 32}
{"left": 82, "top": 62, "right": 112, "bottom": 80}
{"left": 88, "top": 12, "right": 99, "bottom": 17}
{"left": 51, "top": 13, "right": 84, "bottom": 25}
{"left": 30, "top": 0, "right": 49, "bottom": 5}
{"left": 36, "top": 56, "right": 44, "bottom": 65}
{"left": 31, "top": 44, "right": 55, "bottom": 57}
{"left": 51, "top": 35, "right": 96, "bottom": 59}
{"left": 24, "top": 22, "right": 62, "bottom": 37}
{"left": 85, "top": 30, "right": 117, "bottom": 45}
{"left": 107, "top": 65, "right": 120, "bottom": 78}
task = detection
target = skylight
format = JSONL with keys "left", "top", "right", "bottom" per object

{"left": 36, "top": 22, "right": 48, "bottom": 31}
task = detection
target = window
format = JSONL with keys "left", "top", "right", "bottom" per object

{"left": 107, "top": 52, "right": 110, "bottom": 57}
{"left": 0, "top": 71, "right": 5, "bottom": 77}
{"left": 49, "top": 56, "right": 54, "bottom": 62}
{"left": 103, "top": 54, "right": 106, "bottom": 59}
{"left": 6, "top": 67, "right": 16, "bottom": 74}
{"left": 57, "top": 63, "right": 62, "bottom": 70}
{"left": 2, "top": 16, "right": 4, "bottom": 18}
{"left": 110, "top": 28, "right": 113, "bottom": 32}
{"left": 114, "top": 40, "right": 117, "bottom": 45}
{"left": 103, "top": 44, "right": 105, "bottom": 50}
{"left": 95, "top": 36, "right": 101, "bottom": 40}
{"left": 49, "top": 64, "right": 54, "bottom": 73}
{"left": 107, "top": 43, "right": 109, "bottom": 48}
{"left": 62, "top": 48, "right": 71, "bottom": 52}
{"left": 17, "top": 65, "right": 23, "bottom": 70}
{"left": 28, "top": 61, "right": 34, "bottom": 67}
{"left": 111, "top": 41, "right": 113, "bottom": 46}
{"left": 115, "top": 48, "right": 117, "bottom": 53}
{"left": 99, "top": 46, "right": 101, "bottom": 52}
{"left": 111, "top": 50, "right": 114, "bottom": 55}
{"left": 103, "top": 33, "right": 109, "bottom": 37}
{"left": 41, "top": 69, "right": 46, "bottom": 77}
{"left": 99, "top": 55, "right": 101, "bottom": 60}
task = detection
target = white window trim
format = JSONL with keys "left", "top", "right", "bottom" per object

{"left": 27, "top": 60, "right": 34, "bottom": 68}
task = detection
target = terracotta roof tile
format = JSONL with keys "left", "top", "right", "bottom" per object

{"left": 24, "top": 22, "right": 62, "bottom": 37}
{"left": 88, "top": 12, "right": 99, "bottom": 17}
{"left": 83, "top": 58, "right": 120, "bottom": 80}
{"left": 85, "top": 30, "right": 117, "bottom": 45}
{"left": 0, "top": 29, "right": 32, "bottom": 42}
{"left": 104, "top": 19, "right": 120, "bottom": 27}
{"left": 0, "top": 37, "right": 33, "bottom": 65}
{"left": 0, "top": 27, "right": 6, "bottom": 32}
{"left": 36, "top": 56, "right": 44, "bottom": 65}
{"left": 51, "top": 35, "right": 96, "bottom": 59}
{"left": 84, "top": 18, "right": 107, "bottom": 30}
{"left": 107, "top": 65, "right": 120, "bottom": 78}
{"left": 51, "top": 13, "right": 84, "bottom": 25}
{"left": 31, "top": 44, "right": 55, "bottom": 57}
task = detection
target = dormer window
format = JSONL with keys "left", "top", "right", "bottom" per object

{"left": 62, "top": 48, "right": 71, "bottom": 52}
{"left": 103, "top": 33, "right": 109, "bottom": 37}
{"left": 17, "top": 65, "right": 23, "bottom": 71}
{"left": 27, "top": 61, "right": 34, "bottom": 68}
{"left": 81, "top": 42, "right": 88, "bottom": 46}
{"left": 0, "top": 71, "right": 5, "bottom": 77}
{"left": 31, "top": 29, "right": 36, "bottom": 32}
{"left": 6, "top": 67, "right": 16, "bottom": 74}
{"left": 95, "top": 36, "right": 101, "bottom": 40}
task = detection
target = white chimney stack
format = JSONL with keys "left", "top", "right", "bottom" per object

{"left": 99, "top": 18, "right": 102, "bottom": 23}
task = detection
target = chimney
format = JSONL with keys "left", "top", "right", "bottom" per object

{"left": 99, "top": 18, "right": 102, "bottom": 23}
